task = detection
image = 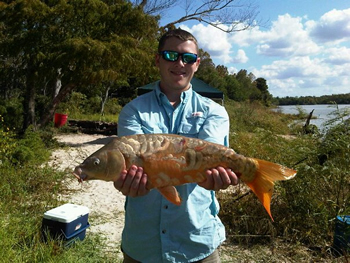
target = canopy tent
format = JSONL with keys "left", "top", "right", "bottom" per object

{"left": 137, "top": 77, "right": 224, "bottom": 105}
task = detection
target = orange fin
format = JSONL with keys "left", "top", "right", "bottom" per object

{"left": 158, "top": 186, "right": 182, "bottom": 205}
{"left": 245, "top": 159, "right": 296, "bottom": 221}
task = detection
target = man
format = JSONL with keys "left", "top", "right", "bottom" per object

{"left": 114, "top": 29, "right": 238, "bottom": 263}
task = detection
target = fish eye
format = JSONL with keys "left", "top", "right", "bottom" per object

{"left": 94, "top": 159, "right": 100, "bottom": 165}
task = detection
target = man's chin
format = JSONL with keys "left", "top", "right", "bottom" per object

{"left": 172, "top": 79, "right": 191, "bottom": 90}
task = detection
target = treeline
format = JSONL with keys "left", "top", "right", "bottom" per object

{"left": 276, "top": 93, "right": 350, "bottom": 105}
{"left": 0, "top": 0, "right": 273, "bottom": 133}
{"left": 0, "top": 0, "right": 160, "bottom": 131}
{"left": 194, "top": 50, "right": 272, "bottom": 105}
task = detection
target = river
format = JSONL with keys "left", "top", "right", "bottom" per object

{"left": 275, "top": 104, "right": 350, "bottom": 129}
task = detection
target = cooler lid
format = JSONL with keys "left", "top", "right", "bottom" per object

{"left": 43, "top": 203, "right": 89, "bottom": 223}
{"left": 337, "top": 215, "right": 350, "bottom": 224}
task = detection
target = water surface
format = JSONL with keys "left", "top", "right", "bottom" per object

{"left": 275, "top": 104, "right": 350, "bottom": 129}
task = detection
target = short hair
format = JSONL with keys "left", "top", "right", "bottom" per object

{"left": 158, "top": 29, "right": 199, "bottom": 53}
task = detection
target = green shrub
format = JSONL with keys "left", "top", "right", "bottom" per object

{"left": 0, "top": 115, "right": 17, "bottom": 164}
{"left": 56, "top": 92, "right": 122, "bottom": 119}
{"left": 220, "top": 109, "right": 350, "bottom": 255}
{"left": 11, "top": 126, "right": 51, "bottom": 165}
{"left": 226, "top": 101, "right": 291, "bottom": 135}
{"left": 0, "top": 98, "right": 23, "bottom": 131}
{"left": 0, "top": 162, "right": 118, "bottom": 263}
{"left": 0, "top": 119, "right": 117, "bottom": 262}
{"left": 87, "top": 95, "right": 102, "bottom": 114}
{"left": 104, "top": 98, "right": 122, "bottom": 115}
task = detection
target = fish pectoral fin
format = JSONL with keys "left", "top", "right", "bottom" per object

{"left": 158, "top": 186, "right": 182, "bottom": 205}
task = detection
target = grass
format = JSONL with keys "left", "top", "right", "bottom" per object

{"left": 0, "top": 161, "right": 121, "bottom": 262}
{"left": 0, "top": 101, "right": 349, "bottom": 262}
{"left": 218, "top": 101, "right": 350, "bottom": 261}
{"left": 0, "top": 122, "right": 121, "bottom": 262}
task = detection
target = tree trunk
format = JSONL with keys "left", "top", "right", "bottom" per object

{"left": 54, "top": 69, "right": 62, "bottom": 98}
{"left": 302, "top": 109, "right": 315, "bottom": 134}
{"left": 100, "top": 86, "right": 110, "bottom": 116}
{"left": 39, "top": 83, "right": 76, "bottom": 128}
{"left": 22, "top": 58, "right": 36, "bottom": 133}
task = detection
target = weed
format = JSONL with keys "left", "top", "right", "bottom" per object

{"left": 219, "top": 106, "right": 350, "bottom": 260}
{"left": 0, "top": 116, "right": 118, "bottom": 262}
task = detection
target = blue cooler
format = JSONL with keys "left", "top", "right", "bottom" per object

{"left": 333, "top": 215, "right": 350, "bottom": 255}
{"left": 42, "top": 203, "right": 90, "bottom": 246}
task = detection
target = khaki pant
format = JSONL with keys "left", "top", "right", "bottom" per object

{"left": 123, "top": 249, "right": 221, "bottom": 263}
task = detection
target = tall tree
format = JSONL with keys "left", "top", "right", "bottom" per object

{"left": 224, "top": 75, "right": 242, "bottom": 101}
{"left": 216, "top": 65, "right": 229, "bottom": 77}
{"left": 0, "top": 0, "right": 159, "bottom": 130}
{"left": 195, "top": 49, "right": 216, "bottom": 82}
{"left": 255, "top": 77, "right": 272, "bottom": 106}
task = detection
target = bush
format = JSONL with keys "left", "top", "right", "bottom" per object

{"left": 56, "top": 92, "right": 122, "bottom": 118}
{"left": 104, "top": 98, "right": 122, "bottom": 115}
{"left": 0, "top": 98, "right": 23, "bottom": 131}
{"left": 11, "top": 126, "right": 52, "bottom": 165}
{"left": 219, "top": 109, "right": 350, "bottom": 256}
{"left": 226, "top": 101, "right": 291, "bottom": 135}
{"left": 0, "top": 115, "right": 17, "bottom": 164}
{"left": 0, "top": 117, "right": 116, "bottom": 262}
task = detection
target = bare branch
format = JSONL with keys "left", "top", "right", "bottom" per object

{"left": 129, "top": 0, "right": 262, "bottom": 33}
{"left": 131, "top": 0, "right": 178, "bottom": 15}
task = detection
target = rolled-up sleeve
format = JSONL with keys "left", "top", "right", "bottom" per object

{"left": 198, "top": 104, "right": 230, "bottom": 147}
{"left": 117, "top": 102, "right": 144, "bottom": 136}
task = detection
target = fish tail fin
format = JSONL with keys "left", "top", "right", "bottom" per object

{"left": 245, "top": 159, "right": 296, "bottom": 221}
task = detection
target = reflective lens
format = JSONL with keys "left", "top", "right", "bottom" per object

{"left": 160, "top": 51, "right": 198, "bottom": 64}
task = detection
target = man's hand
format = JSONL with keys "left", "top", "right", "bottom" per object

{"left": 114, "top": 165, "right": 150, "bottom": 197}
{"left": 198, "top": 167, "right": 239, "bottom": 191}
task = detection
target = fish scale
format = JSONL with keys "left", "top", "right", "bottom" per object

{"left": 73, "top": 133, "right": 296, "bottom": 220}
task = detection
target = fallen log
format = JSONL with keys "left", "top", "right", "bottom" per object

{"left": 68, "top": 119, "right": 118, "bottom": 135}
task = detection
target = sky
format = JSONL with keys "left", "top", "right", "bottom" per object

{"left": 159, "top": 0, "right": 350, "bottom": 98}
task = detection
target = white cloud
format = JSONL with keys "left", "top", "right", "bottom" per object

{"left": 180, "top": 8, "right": 350, "bottom": 97}
{"left": 232, "top": 14, "right": 320, "bottom": 57}
{"left": 232, "top": 49, "right": 248, "bottom": 63}
{"left": 228, "top": 26, "right": 264, "bottom": 47}
{"left": 252, "top": 56, "right": 350, "bottom": 97}
{"left": 181, "top": 23, "right": 233, "bottom": 63}
{"left": 323, "top": 47, "right": 350, "bottom": 65}
{"left": 254, "top": 57, "right": 325, "bottom": 80}
{"left": 307, "top": 8, "right": 350, "bottom": 43}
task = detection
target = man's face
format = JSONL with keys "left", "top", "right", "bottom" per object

{"left": 156, "top": 37, "right": 200, "bottom": 92}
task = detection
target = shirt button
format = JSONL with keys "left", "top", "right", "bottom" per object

{"left": 164, "top": 205, "right": 168, "bottom": 209}
{"left": 162, "top": 229, "right": 166, "bottom": 234}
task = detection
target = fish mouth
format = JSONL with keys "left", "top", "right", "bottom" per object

{"left": 72, "top": 167, "right": 88, "bottom": 183}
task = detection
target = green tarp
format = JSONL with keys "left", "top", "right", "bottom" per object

{"left": 137, "top": 78, "right": 224, "bottom": 101}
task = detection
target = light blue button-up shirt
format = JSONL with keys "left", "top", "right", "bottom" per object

{"left": 117, "top": 81, "right": 230, "bottom": 262}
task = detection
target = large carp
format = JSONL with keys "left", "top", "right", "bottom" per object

{"left": 73, "top": 134, "right": 296, "bottom": 220}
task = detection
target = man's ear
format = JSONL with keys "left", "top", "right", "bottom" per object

{"left": 194, "top": 57, "right": 201, "bottom": 72}
{"left": 155, "top": 53, "right": 160, "bottom": 67}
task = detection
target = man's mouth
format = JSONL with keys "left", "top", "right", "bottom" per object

{"left": 171, "top": 70, "right": 186, "bottom": 76}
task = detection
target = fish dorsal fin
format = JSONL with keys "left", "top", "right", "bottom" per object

{"left": 158, "top": 186, "right": 182, "bottom": 205}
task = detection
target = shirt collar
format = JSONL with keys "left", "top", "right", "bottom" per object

{"left": 155, "top": 81, "right": 192, "bottom": 106}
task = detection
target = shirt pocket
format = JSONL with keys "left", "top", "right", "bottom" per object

{"left": 178, "top": 113, "right": 206, "bottom": 137}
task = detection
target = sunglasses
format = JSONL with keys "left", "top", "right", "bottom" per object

{"left": 160, "top": 50, "right": 198, "bottom": 64}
